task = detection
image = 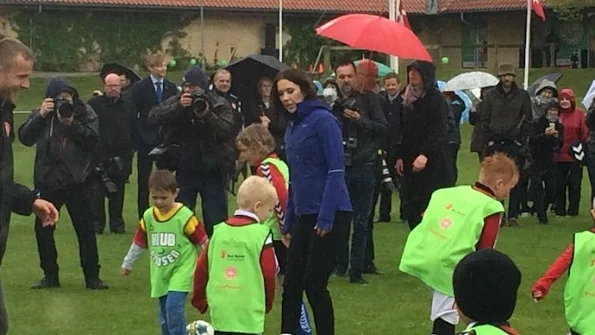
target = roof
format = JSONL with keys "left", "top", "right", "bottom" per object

{"left": 0, "top": 0, "right": 547, "bottom": 14}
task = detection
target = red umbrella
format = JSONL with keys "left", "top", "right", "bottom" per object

{"left": 316, "top": 14, "right": 432, "bottom": 62}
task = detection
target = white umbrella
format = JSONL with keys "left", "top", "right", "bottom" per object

{"left": 445, "top": 71, "right": 499, "bottom": 92}
{"left": 582, "top": 80, "right": 595, "bottom": 110}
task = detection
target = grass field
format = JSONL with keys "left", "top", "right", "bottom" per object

{"left": 4, "top": 71, "right": 595, "bottom": 334}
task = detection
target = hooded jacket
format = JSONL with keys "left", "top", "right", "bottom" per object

{"left": 480, "top": 81, "right": 532, "bottom": 145}
{"left": 531, "top": 80, "right": 558, "bottom": 120}
{"left": 0, "top": 99, "right": 37, "bottom": 265}
{"left": 283, "top": 99, "right": 352, "bottom": 233}
{"left": 18, "top": 78, "right": 100, "bottom": 190}
{"left": 555, "top": 88, "right": 588, "bottom": 163}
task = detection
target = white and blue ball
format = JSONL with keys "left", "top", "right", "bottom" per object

{"left": 186, "top": 320, "right": 214, "bottom": 335}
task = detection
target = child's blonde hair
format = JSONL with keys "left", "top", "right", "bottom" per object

{"left": 479, "top": 153, "right": 519, "bottom": 184}
{"left": 236, "top": 124, "right": 276, "bottom": 156}
{"left": 237, "top": 176, "right": 278, "bottom": 209}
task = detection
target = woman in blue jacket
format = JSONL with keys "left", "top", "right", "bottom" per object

{"left": 272, "top": 69, "right": 352, "bottom": 335}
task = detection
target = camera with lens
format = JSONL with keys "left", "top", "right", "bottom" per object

{"left": 148, "top": 144, "right": 181, "bottom": 171}
{"left": 338, "top": 96, "right": 358, "bottom": 112}
{"left": 54, "top": 96, "right": 74, "bottom": 118}
{"left": 380, "top": 157, "right": 397, "bottom": 192}
{"left": 94, "top": 157, "right": 124, "bottom": 194}
{"left": 188, "top": 92, "right": 211, "bottom": 119}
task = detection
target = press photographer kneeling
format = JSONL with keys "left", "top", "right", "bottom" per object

{"left": 149, "top": 67, "right": 237, "bottom": 236}
{"left": 18, "top": 78, "right": 107, "bottom": 290}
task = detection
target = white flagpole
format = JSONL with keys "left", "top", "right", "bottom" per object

{"left": 395, "top": 0, "right": 401, "bottom": 74}
{"left": 279, "top": 0, "right": 283, "bottom": 62}
{"left": 523, "top": 0, "right": 531, "bottom": 89}
{"left": 389, "top": 0, "right": 397, "bottom": 71}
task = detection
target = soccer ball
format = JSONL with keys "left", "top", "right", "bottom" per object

{"left": 186, "top": 320, "right": 214, "bottom": 335}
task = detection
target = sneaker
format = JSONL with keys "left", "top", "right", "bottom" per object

{"left": 31, "top": 277, "right": 60, "bottom": 289}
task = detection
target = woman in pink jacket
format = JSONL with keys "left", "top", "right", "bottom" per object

{"left": 555, "top": 88, "right": 588, "bottom": 216}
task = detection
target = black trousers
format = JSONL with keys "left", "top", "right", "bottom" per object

{"left": 555, "top": 162, "right": 583, "bottom": 216}
{"left": 35, "top": 180, "right": 101, "bottom": 281}
{"left": 528, "top": 167, "right": 557, "bottom": 222}
{"left": 137, "top": 142, "right": 154, "bottom": 219}
{"left": 449, "top": 142, "right": 460, "bottom": 184}
{"left": 91, "top": 174, "right": 127, "bottom": 233}
{"left": 281, "top": 212, "right": 348, "bottom": 335}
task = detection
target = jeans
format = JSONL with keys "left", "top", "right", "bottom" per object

{"left": 158, "top": 291, "right": 188, "bottom": 335}
{"left": 0, "top": 279, "right": 7, "bottom": 335}
{"left": 336, "top": 163, "right": 376, "bottom": 277}
{"left": 555, "top": 162, "right": 583, "bottom": 216}
{"left": 176, "top": 170, "right": 229, "bottom": 237}
{"left": 281, "top": 212, "right": 348, "bottom": 335}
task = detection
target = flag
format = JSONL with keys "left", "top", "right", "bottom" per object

{"left": 397, "top": 1, "right": 412, "bottom": 30}
{"left": 532, "top": 0, "right": 546, "bottom": 21}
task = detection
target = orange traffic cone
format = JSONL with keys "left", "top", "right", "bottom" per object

{"left": 318, "top": 63, "right": 325, "bottom": 73}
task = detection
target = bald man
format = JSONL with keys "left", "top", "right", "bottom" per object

{"left": 356, "top": 60, "right": 379, "bottom": 93}
{"left": 88, "top": 72, "right": 136, "bottom": 234}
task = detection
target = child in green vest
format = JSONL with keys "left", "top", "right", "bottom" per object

{"left": 120, "top": 170, "right": 208, "bottom": 335}
{"left": 532, "top": 198, "right": 595, "bottom": 335}
{"left": 192, "top": 176, "right": 278, "bottom": 335}
{"left": 236, "top": 124, "right": 289, "bottom": 276}
{"left": 399, "top": 153, "right": 519, "bottom": 335}
{"left": 453, "top": 249, "right": 521, "bottom": 335}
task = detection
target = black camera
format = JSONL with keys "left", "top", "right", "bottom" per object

{"left": 54, "top": 96, "right": 74, "bottom": 118}
{"left": 148, "top": 144, "right": 181, "bottom": 171}
{"left": 338, "top": 96, "right": 358, "bottom": 111}
{"left": 94, "top": 157, "right": 124, "bottom": 194}
{"left": 380, "top": 158, "right": 397, "bottom": 192}
{"left": 190, "top": 93, "right": 210, "bottom": 118}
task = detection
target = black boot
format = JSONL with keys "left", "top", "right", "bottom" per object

{"left": 84, "top": 266, "right": 109, "bottom": 290}
{"left": 31, "top": 275, "right": 60, "bottom": 289}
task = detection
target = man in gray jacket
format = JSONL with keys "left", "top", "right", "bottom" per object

{"left": 18, "top": 78, "right": 107, "bottom": 290}
{"left": 0, "top": 38, "right": 58, "bottom": 335}
{"left": 481, "top": 63, "right": 532, "bottom": 227}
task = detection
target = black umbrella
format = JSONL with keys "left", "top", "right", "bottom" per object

{"left": 528, "top": 72, "right": 563, "bottom": 97}
{"left": 99, "top": 63, "right": 141, "bottom": 85}
{"left": 225, "top": 54, "right": 290, "bottom": 99}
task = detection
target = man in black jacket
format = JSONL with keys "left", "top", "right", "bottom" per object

{"left": 130, "top": 52, "right": 177, "bottom": 219}
{"left": 149, "top": 67, "right": 237, "bottom": 236}
{"left": 88, "top": 73, "right": 136, "bottom": 234}
{"left": 332, "top": 60, "right": 388, "bottom": 284}
{"left": 18, "top": 78, "right": 107, "bottom": 290}
{"left": 0, "top": 38, "right": 58, "bottom": 335}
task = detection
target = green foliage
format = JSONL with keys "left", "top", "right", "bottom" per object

{"left": 9, "top": 11, "right": 189, "bottom": 71}
{"left": 548, "top": 0, "right": 595, "bottom": 21}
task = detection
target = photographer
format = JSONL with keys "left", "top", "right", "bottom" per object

{"left": 149, "top": 67, "right": 237, "bottom": 236}
{"left": 18, "top": 78, "right": 107, "bottom": 290}
{"left": 332, "top": 60, "right": 388, "bottom": 285}
{"left": 88, "top": 73, "right": 136, "bottom": 234}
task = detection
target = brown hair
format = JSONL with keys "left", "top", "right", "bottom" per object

{"left": 384, "top": 72, "right": 400, "bottom": 83}
{"left": 0, "top": 38, "right": 35, "bottom": 70}
{"left": 145, "top": 52, "right": 165, "bottom": 68}
{"left": 237, "top": 124, "right": 276, "bottom": 156}
{"left": 148, "top": 170, "right": 178, "bottom": 193}
{"left": 271, "top": 69, "right": 317, "bottom": 114}
{"left": 480, "top": 153, "right": 519, "bottom": 183}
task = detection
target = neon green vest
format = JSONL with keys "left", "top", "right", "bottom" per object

{"left": 207, "top": 222, "right": 271, "bottom": 333}
{"left": 399, "top": 186, "right": 504, "bottom": 296}
{"left": 144, "top": 205, "right": 198, "bottom": 298}
{"left": 463, "top": 324, "right": 510, "bottom": 334}
{"left": 261, "top": 156, "right": 289, "bottom": 241}
{"left": 564, "top": 231, "right": 595, "bottom": 335}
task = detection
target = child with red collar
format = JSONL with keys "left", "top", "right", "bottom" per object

{"left": 192, "top": 176, "right": 278, "bottom": 335}
{"left": 532, "top": 198, "right": 595, "bottom": 335}
{"left": 399, "top": 153, "right": 519, "bottom": 335}
{"left": 454, "top": 249, "right": 521, "bottom": 335}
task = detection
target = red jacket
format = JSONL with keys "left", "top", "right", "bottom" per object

{"left": 556, "top": 89, "right": 588, "bottom": 163}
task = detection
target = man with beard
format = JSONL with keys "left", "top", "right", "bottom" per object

{"left": 88, "top": 73, "right": 136, "bottom": 234}
{"left": 0, "top": 38, "right": 59, "bottom": 335}
{"left": 481, "top": 63, "right": 532, "bottom": 227}
{"left": 332, "top": 60, "right": 387, "bottom": 284}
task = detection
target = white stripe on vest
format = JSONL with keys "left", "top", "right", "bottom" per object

{"left": 260, "top": 163, "right": 285, "bottom": 228}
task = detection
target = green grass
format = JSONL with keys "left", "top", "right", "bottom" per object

{"left": 5, "top": 96, "right": 595, "bottom": 334}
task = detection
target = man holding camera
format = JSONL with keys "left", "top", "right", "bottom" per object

{"left": 149, "top": 67, "right": 237, "bottom": 236}
{"left": 18, "top": 78, "right": 107, "bottom": 290}
{"left": 332, "top": 60, "right": 388, "bottom": 285}
{"left": 88, "top": 73, "right": 136, "bottom": 234}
